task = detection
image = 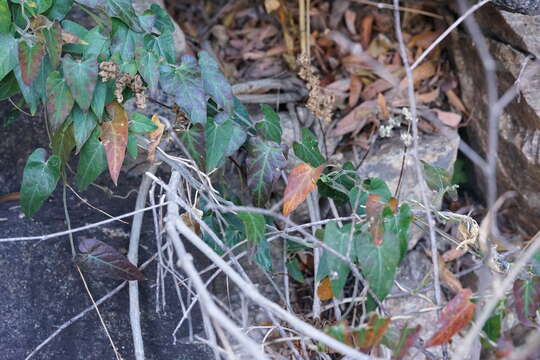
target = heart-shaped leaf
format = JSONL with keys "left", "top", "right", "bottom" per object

{"left": 20, "top": 148, "right": 61, "bottom": 217}
{"left": 101, "top": 101, "right": 128, "bottom": 185}
{"left": 199, "top": 50, "right": 233, "bottom": 113}
{"left": 0, "top": 0, "right": 11, "bottom": 34}
{"left": 180, "top": 123, "right": 205, "bottom": 169}
{"left": 293, "top": 128, "right": 325, "bottom": 167}
{"left": 18, "top": 39, "right": 46, "bottom": 85}
{"left": 256, "top": 104, "right": 282, "bottom": 144}
{"left": 205, "top": 113, "right": 247, "bottom": 172}
{"left": 135, "top": 47, "right": 159, "bottom": 94}
{"left": 82, "top": 26, "right": 110, "bottom": 60}
{"left": 111, "top": 19, "right": 141, "bottom": 63}
{"left": 316, "top": 222, "right": 354, "bottom": 299}
{"left": 0, "top": 34, "right": 18, "bottom": 82}
{"left": 77, "top": 238, "right": 144, "bottom": 281}
{"left": 62, "top": 54, "right": 98, "bottom": 111}
{"left": 356, "top": 229, "right": 401, "bottom": 310}
{"left": 145, "top": 31, "right": 175, "bottom": 64}
{"left": 13, "top": 64, "right": 40, "bottom": 115}
{"left": 238, "top": 211, "right": 265, "bottom": 244}
{"left": 246, "top": 137, "right": 286, "bottom": 206}
{"left": 71, "top": 105, "right": 97, "bottom": 153}
{"left": 42, "top": 21, "right": 62, "bottom": 68}
{"left": 46, "top": 71, "right": 75, "bottom": 132}
{"left": 106, "top": 0, "right": 142, "bottom": 32}
{"left": 283, "top": 162, "right": 325, "bottom": 216}
{"left": 160, "top": 56, "right": 206, "bottom": 124}
{"left": 76, "top": 130, "right": 107, "bottom": 191}
{"left": 425, "top": 288, "right": 475, "bottom": 347}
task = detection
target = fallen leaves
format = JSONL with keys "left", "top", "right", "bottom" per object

{"left": 426, "top": 288, "right": 476, "bottom": 347}
{"left": 283, "top": 162, "right": 326, "bottom": 216}
{"left": 101, "top": 101, "right": 128, "bottom": 185}
{"left": 146, "top": 114, "right": 165, "bottom": 163}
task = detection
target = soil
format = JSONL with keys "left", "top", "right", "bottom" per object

{"left": 0, "top": 101, "right": 211, "bottom": 360}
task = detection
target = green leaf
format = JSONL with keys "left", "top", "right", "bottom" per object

{"left": 62, "top": 54, "right": 98, "bottom": 111}
{"left": 13, "top": 65, "right": 39, "bottom": 115}
{"left": 422, "top": 160, "right": 457, "bottom": 199}
{"left": 293, "top": 128, "right": 325, "bottom": 167}
{"left": 150, "top": 3, "right": 174, "bottom": 33}
{"left": 91, "top": 79, "right": 113, "bottom": 120}
{"left": 356, "top": 230, "right": 401, "bottom": 310}
{"left": 256, "top": 237, "right": 272, "bottom": 272}
{"left": 198, "top": 50, "right": 233, "bottom": 113}
{"left": 0, "top": 0, "right": 11, "bottom": 34}
{"left": 145, "top": 31, "right": 175, "bottom": 64}
{"left": 231, "top": 96, "right": 253, "bottom": 129}
{"left": 31, "top": 54, "right": 52, "bottom": 104}
{"left": 111, "top": 19, "right": 141, "bottom": 62}
{"left": 246, "top": 137, "right": 286, "bottom": 206}
{"left": 45, "top": 0, "right": 73, "bottom": 20}
{"left": 180, "top": 124, "right": 205, "bottom": 169}
{"left": 483, "top": 305, "right": 503, "bottom": 343}
{"left": 18, "top": 39, "right": 46, "bottom": 85}
{"left": 42, "top": 22, "right": 62, "bottom": 68}
{"left": 106, "top": 0, "right": 142, "bottom": 32}
{"left": 384, "top": 204, "right": 413, "bottom": 260}
{"left": 71, "top": 105, "right": 97, "bottom": 153}
{"left": 75, "top": 0, "right": 105, "bottom": 8}
{"left": 138, "top": 10, "right": 155, "bottom": 33}
{"left": 46, "top": 71, "right": 75, "bottom": 132}
{"left": 126, "top": 132, "right": 138, "bottom": 159}
{"left": 77, "top": 238, "right": 144, "bottom": 280}
{"left": 135, "top": 47, "right": 159, "bottom": 93}
{"left": 51, "top": 119, "right": 76, "bottom": 164}
{"left": 365, "top": 178, "right": 393, "bottom": 201}
{"left": 205, "top": 113, "right": 247, "bottom": 172}
{"left": 316, "top": 222, "right": 354, "bottom": 299}
{"left": 256, "top": 104, "right": 282, "bottom": 143}
{"left": 391, "top": 325, "right": 421, "bottom": 360}
{"left": 11, "top": 0, "right": 52, "bottom": 15}
{"left": 61, "top": 19, "right": 88, "bottom": 54}
{"left": 129, "top": 112, "right": 157, "bottom": 132}
{"left": 238, "top": 211, "right": 266, "bottom": 243}
{"left": 160, "top": 57, "right": 206, "bottom": 124}
{"left": 83, "top": 26, "right": 110, "bottom": 59}
{"left": 0, "top": 34, "right": 18, "bottom": 82}
{"left": 76, "top": 130, "right": 108, "bottom": 191}
{"left": 20, "top": 148, "right": 61, "bottom": 217}
{"left": 0, "top": 72, "right": 19, "bottom": 100}
{"left": 286, "top": 258, "right": 305, "bottom": 283}
{"left": 513, "top": 277, "right": 540, "bottom": 327}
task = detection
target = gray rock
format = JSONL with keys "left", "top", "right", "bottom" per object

{"left": 450, "top": 6, "right": 540, "bottom": 234}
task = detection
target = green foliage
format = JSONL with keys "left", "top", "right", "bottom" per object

{"left": 76, "top": 130, "right": 107, "bottom": 191}
{"left": 256, "top": 104, "right": 282, "bottom": 143}
{"left": 20, "top": 148, "right": 61, "bottom": 217}
{"left": 205, "top": 113, "right": 246, "bottom": 171}
{"left": 0, "top": 0, "right": 12, "bottom": 34}
{"left": 62, "top": 55, "right": 98, "bottom": 111}
{"left": 422, "top": 160, "right": 458, "bottom": 200}
{"left": 129, "top": 112, "right": 157, "bottom": 132}
{"left": 238, "top": 211, "right": 266, "bottom": 244}
{"left": 46, "top": 70, "right": 74, "bottom": 131}
{"left": 293, "top": 128, "right": 325, "bottom": 167}
{"left": 199, "top": 50, "right": 233, "bottom": 113}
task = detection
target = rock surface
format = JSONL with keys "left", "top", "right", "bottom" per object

{"left": 0, "top": 106, "right": 211, "bottom": 359}
{"left": 450, "top": 5, "right": 540, "bottom": 234}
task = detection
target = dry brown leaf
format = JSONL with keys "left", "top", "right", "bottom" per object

{"left": 399, "top": 61, "right": 435, "bottom": 90}
{"left": 147, "top": 114, "right": 165, "bottom": 163}
{"left": 377, "top": 92, "right": 389, "bottom": 120}
{"left": 180, "top": 208, "right": 203, "bottom": 236}
{"left": 360, "top": 14, "right": 374, "bottom": 49}
{"left": 349, "top": 75, "right": 362, "bottom": 108}
{"left": 283, "top": 163, "right": 326, "bottom": 216}
{"left": 426, "top": 288, "right": 475, "bottom": 347}
{"left": 445, "top": 89, "right": 467, "bottom": 114}
{"left": 439, "top": 262, "right": 463, "bottom": 294}
{"left": 317, "top": 277, "right": 334, "bottom": 301}
{"left": 362, "top": 79, "right": 393, "bottom": 100}
{"left": 416, "top": 88, "right": 440, "bottom": 104}
{"left": 334, "top": 101, "right": 378, "bottom": 136}
{"left": 264, "top": 0, "right": 280, "bottom": 13}
{"left": 408, "top": 30, "right": 443, "bottom": 50}
{"left": 434, "top": 109, "right": 462, "bottom": 128}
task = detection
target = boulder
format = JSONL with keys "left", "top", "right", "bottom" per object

{"left": 450, "top": 5, "right": 540, "bottom": 234}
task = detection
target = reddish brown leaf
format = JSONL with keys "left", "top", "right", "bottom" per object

{"left": 393, "top": 324, "right": 421, "bottom": 360}
{"left": 377, "top": 92, "right": 389, "bottom": 120}
{"left": 445, "top": 89, "right": 467, "bottom": 114}
{"left": 360, "top": 14, "right": 374, "bottom": 49}
{"left": 101, "top": 101, "right": 128, "bottom": 185}
{"left": 283, "top": 162, "right": 325, "bottom": 216}
{"left": 77, "top": 238, "right": 144, "bottom": 281}
{"left": 355, "top": 314, "right": 390, "bottom": 352}
{"left": 146, "top": 114, "right": 165, "bottom": 163}
{"left": 18, "top": 40, "right": 46, "bottom": 85}
{"left": 349, "top": 75, "right": 362, "bottom": 108}
{"left": 366, "top": 194, "right": 385, "bottom": 246}
{"left": 362, "top": 79, "right": 393, "bottom": 100}
{"left": 317, "top": 276, "right": 334, "bottom": 301}
{"left": 426, "top": 288, "right": 476, "bottom": 347}
{"left": 334, "top": 101, "right": 378, "bottom": 136}
{"left": 408, "top": 31, "right": 443, "bottom": 50}
{"left": 513, "top": 277, "right": 540, "bottom": 326}
{"left": 399, "top": 61, "right": 435, "bottom": 90}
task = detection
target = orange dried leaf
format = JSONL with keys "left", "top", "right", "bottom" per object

{"left": 102, "top": 101, "right": 128, "bottom": 185}
{"left": 445, "top": 89, "right": 467, "bottom": 113}
{"left": 399, "top": 61, "right": 435, "bottom": 90}
{"left": 408, "top": 31, "right": 443, "bottom": 50}
{"left": 283, "top": 163, "right": 325, "bottom": 216}
{"left": 426, "top": 288, "right": 475, "bottom": 347}
{"left": 360, "top": 14, "right": 374, "bottom": 49}
{"left": 147, "top": 114, "right": 165, "bottom": 163}
{"left": 356, "top": 314, "right": 391, "bottom": 352}
{"left": 434, "top": 109, "right": 462, "bottom": 128}
{"left": 317, "top": 277, "right": 334, "bottom": 301}
{"left": 349, "top": 75, "right": 362, "bottom": 108}
{"left": 377, "top": 92, "right": 389, "bottom": 120}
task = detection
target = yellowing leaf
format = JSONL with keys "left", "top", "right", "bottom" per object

{"left": 283, "top": 162, "right": 325, "bottom": 216}
{"left": 147, "top": 114, "right": 165, "bottom": 163}
{"left": 317, "top": 277, "right": 334, "bottom": 301}
{"left": 101, "top": 101, "right": 128, "bottom": 185}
